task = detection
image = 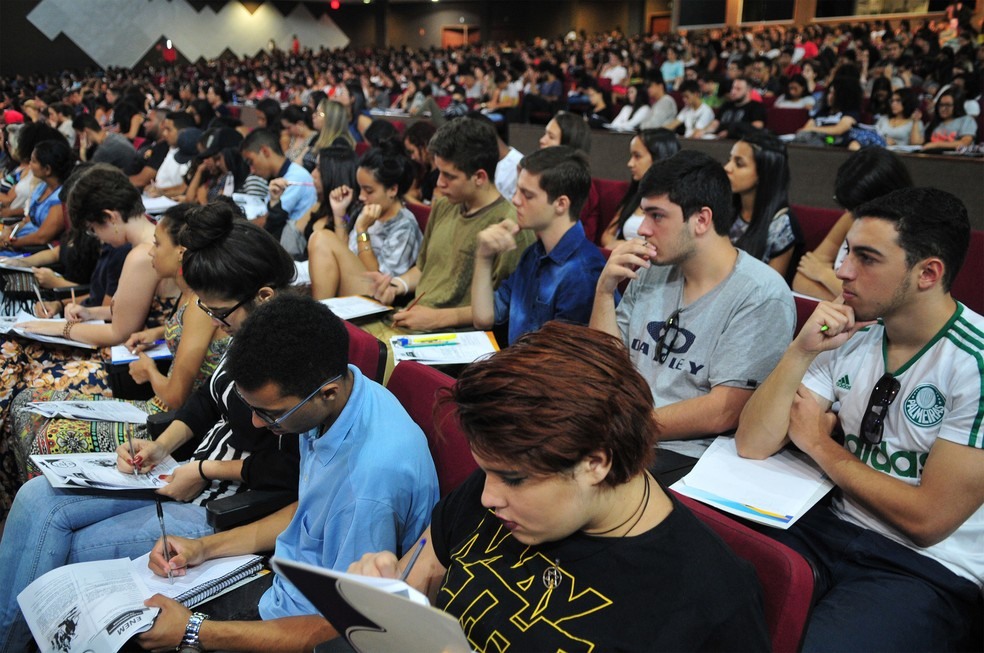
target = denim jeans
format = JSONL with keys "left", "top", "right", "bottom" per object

{"left": 0, "top": 476, "right": 215, "bottom": 652}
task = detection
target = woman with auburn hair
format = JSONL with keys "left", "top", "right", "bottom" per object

{"left": 350, "top": 322, "right": 770, "bottom": 652}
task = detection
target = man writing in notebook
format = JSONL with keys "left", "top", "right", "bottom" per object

{"left": 736, "top": 188, "right": 983, "bottom": 652}
{"left": 137, "top": 295, "right": 438, "bottom": 652}
{"left": 589, "top": 150, "right": 794, "bottom": 471}
{"left": 369, "top": 116, "right": 534, "bottom": 331}
{"left": 471, "top": 145, "right": 605, "bottom": 344}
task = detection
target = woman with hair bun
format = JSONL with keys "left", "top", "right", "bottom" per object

{"left": 0, "top": 201, "right": 300, "bottom": 651}
{"left": 349, "top": 322, "right": 771, "bottom": 652}
{"left": 308, "top": 142, "right": 422, "bottom": 299}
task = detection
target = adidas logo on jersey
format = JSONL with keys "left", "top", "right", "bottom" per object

{"left": 836, "top": 375, "right": 851, "bottom": 390}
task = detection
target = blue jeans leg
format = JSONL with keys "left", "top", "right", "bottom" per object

{"left": 0, "top": 477, "right": 215, "bottom": 653}
{"left": 776, "top": 506, "right": 982, "bottom": 653}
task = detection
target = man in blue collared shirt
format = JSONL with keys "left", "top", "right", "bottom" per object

{"left": 137, "top": 295, "right": 438, "bottom": 652}
{"left": 241, "top": 128, "right": 317, "bottom": 245}
{"left": 472, "top": 146, "right": 606, "bottom": 345}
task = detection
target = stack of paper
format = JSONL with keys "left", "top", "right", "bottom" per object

{"left": 0, "top": 311, "right": 100, "bottom": 348}
{"left": 671, "top": 437, "right": 833, "bottom": 529}
{"left": 24, "top": 400, "right": 150, "bottom": 423}
{"left": 391, "top": 331, "right": 498, "bottom": 365}
{"left": 141, "top": 195, "right": 178, "bottom": 215}
{"left": 320, "top": 296, "right": 392, "bottom": 321}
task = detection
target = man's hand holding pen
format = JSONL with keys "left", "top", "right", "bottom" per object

{"left": 148, "top": 533, "right": 206, "bottom": 578}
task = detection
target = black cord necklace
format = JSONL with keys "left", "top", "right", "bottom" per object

{"left": 542, "top": 472, "right": 652, "bottom": 590}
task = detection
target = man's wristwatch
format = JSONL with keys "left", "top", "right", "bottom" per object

{"left": 177, "top": 612, "right": 208, "bottom": 652}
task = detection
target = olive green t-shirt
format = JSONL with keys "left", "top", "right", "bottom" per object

{"left": 415, "top": 195, "right": 534, "bottom": 309}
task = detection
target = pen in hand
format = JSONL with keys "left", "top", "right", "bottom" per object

{"left": 156, "top": 498, "right": 174, "bottom": 585}
{"left": 127, "top": 431, "right": 139, "bottom": 477}
{"left": 400, "top": 538, "right": 427, "bottom": 582}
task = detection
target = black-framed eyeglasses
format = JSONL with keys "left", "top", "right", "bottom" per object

{"left": 197, "top": 296, "right": 253, "bottom": 327}
{"left": 655, "top": 308, "right": 682, "bottom": 364}
{"left": 235, "top": 373, "right": 343, "bottom": 429}
{"left": 859, "top": 373, "right": 900, "bottom": 445}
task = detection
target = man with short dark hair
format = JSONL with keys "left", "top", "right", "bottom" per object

{"left": 591, "top": 151, "right": 794, "bottom": 468}
{"left": 72, "top": 113, "right": 137, "bottom": 172}
{"left": 706, "top": 77, "right": 767, "bottom": 138}
{"left": 371, "top": 117, "right": 533, "bottom": 332}
{"left": 471, "top": 146, "right": 604, "bottom": 344}
{"left": 737, "top": 187, "right": 983, "bottom": 652}
{"left": 240, "top": 128, "right": 316, "bottom": 241}
{"left": 639, "top": 70, "right": 678, "bottom": 130}
{"left": 137, "top": 295, "right": 438, "bottom": 652}
{"left": 146, "top": 111, "right": 197, "bottom": 198}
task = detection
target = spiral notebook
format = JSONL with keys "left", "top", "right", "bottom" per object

{"left": 133, "top": 552, "right": 266, "bottom": 607}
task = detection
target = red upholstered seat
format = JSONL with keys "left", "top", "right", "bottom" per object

{"left": 405, "top": 202, "right": 431, "bottom": 233}
{"left": 354, "top": 140, "right": 371, "bottom": 157}
{"left": 387, "top": 362, "right": 477, "bottom": 497}
{"left": 343, "top": 321, "right": 386, "bottom": 383}
{"left": 952, "top": 230, "right": 984, "bottom": 315}
{"left": 673, "top": 492, "right": 815, "bottom": 653}
{"left": 767, "top": 107, "right": 810, "bottom": 135}
{"left": 793, "top": 295, "right": 820, "bottom": 337}
{"left": 582, "top": 177, "right": 630, "bottom": 245}
{"left": 791, "top": 204, "right": 843, "bottom": 254}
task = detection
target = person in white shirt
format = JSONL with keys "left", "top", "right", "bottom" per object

{"left": 663, "top": 80, "right": 715, "bottom": 138}
{"left": 609, "top": 84, "right": 652, "bottom": 130}
{"left": 737, "top": 187, "right": 984, "bottom": 653}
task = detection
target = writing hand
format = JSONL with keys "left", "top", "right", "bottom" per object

{"left": 148, "top": 534, "right": 206, "bottom": 578}
{"left": 64, "top": 303, "right": 89, "bottom": 323}
{"left": 391, "top": 305, "right": 443, "bottom": 331}
{"left": 116, "top": 438, "right": 164, "bottom": 474}
{"left": 348, "top": 551, "right": 400, "bottom": 579}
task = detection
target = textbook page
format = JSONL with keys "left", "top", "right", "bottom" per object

{"left": 0, "top": 311, "right": 102, "bottom": 349}
{"left": 24, "top": 400, "right": 151, "bottom": 423}
{"left": 671, "top": 436, "right": 833, "bottom": 529}
{"left": 31, "top": 452, "right": 181, "bottom": 491}
{"left": 17, "top": 558, "right": 158, "bottom": 653}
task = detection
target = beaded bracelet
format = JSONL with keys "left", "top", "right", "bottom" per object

{"left": 62, "top": 321, "right": 75, "bottom": 341}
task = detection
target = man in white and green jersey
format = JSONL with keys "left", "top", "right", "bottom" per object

{"left": 736, "top": 187, "right": 983, "bottom": 652}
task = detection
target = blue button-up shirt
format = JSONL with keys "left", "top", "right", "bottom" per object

{"left": 494, "top": 221, "right": 607, "bottom": 344}
{"left": 258, "top": 365, "right": 439, "bottom": 620}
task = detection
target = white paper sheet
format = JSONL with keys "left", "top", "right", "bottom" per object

{"left": 391, "top": 331, "right": 498, "bottom": 365}
{"left": 671, "top": 437, "right": 833, "bottom": 529}
{"left": 320, "top": 296, "right": 392, "bottom": 320}
{"left": 25, "top": 400, "right": 150, "bottom": 423}
{"left": 31, "top": 452, "right": 181, "bottom": 490}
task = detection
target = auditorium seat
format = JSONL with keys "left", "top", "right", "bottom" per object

{"left": 952, "top": 230, "right": 984, "bottom": 315}
{"left": 791, "top": 204, "right": 842, "bottom": 253}
{"left": 406, "top": 202, "right": 431, "bottom": 233}
{"left": 793, "top": 295, "right": 820, "bottom": 337}
{"left": 767, "top": 107, "right": 809, "bottom": 135}
{"left": 387, "top": 361, "right": 476, "bottom": 497}
{"left": 673, "top": 492, "right": 815, "bottom": 653}
{"left": 583, "top": 178, "right": 630, "bottom": 245}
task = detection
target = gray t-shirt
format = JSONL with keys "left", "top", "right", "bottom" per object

{"left": 616, "top": 250, "right": 796, "bottom": 458}
{"left": 640, "top": 95, "right": 679, "bottom": 130}
{"left": 347, "top": 206, "right": 423, "bottom": 277}
{"left": 92, "top": 132, "right": 138, "bottom": 172}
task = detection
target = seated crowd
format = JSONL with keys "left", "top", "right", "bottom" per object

{"left": 0, "top": 17, "right": 981, "bottom": 653}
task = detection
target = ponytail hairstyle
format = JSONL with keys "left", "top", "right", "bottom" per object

{"left": 358, "top": 139, "right": 414, "bottom": 196}
{"left": 179, "top": 200, "right": 296, "bottom": 302}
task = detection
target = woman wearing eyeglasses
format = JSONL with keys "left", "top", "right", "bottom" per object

{"left": 6, "top": 203, "right": 229, "bottom": 489}
{"left": 349, "top": 322, "right": 770, "bottom": 652}
{"left": 0, "top": 202, "right": 300, "bottom": 652}
{"left": 921, "top": 88, "right": 977, "bottom": 152}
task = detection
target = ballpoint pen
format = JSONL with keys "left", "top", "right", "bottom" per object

{"left": 127, "top": 431, "right": 139, "bottom": 477}
{"left": 156, "top": 498, "right": 175, "bottom": 585}
{"left": 400, "top": 538, "right": 427, "bottom": 581}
